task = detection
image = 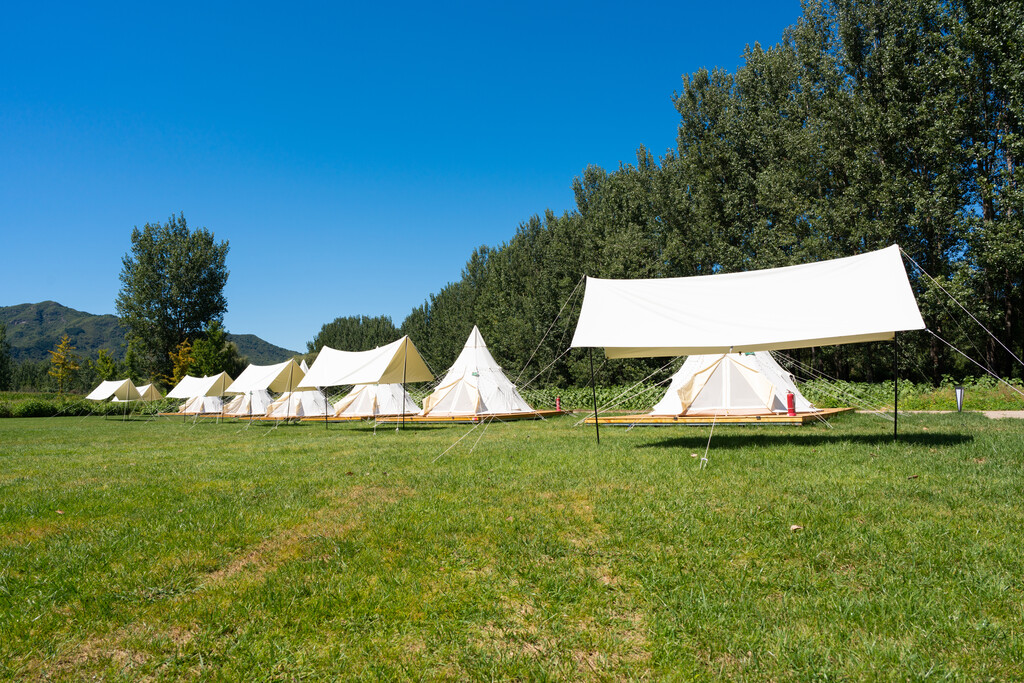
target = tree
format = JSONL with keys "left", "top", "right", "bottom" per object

{"left": 307, "top": 315, "right": 400, "bottom": 356}
{"left": 0, "top": 323, "right": 13, "bottom": 391}
{"left": 191, "top": 320, "right": 247, "bottom": 377}
{"left": 48, "top": 334, "right": 80, "bottom": 394}
{"left": 116, "top": 213, "right": 229, "bottom": 382}
{"left": 166, "top": 340, "right": 194, "bottom": 387}
{"left": 92, "top": 348, "right": 119, "bottom": 381}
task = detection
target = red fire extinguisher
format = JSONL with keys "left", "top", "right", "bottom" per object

{"left": 786, "top": 391, "right": 796, "bottom": 416}
{"left": 556, "top": 396, "right": 561, "bottom": 411}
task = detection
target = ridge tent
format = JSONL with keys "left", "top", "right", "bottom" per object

{"left": 332, "top": 383, "right": 420, "bottom": 418}
{"left": 86, "top": 379, "right": 143, "bottom": 402}
{"left": 265, "top": 390, "right": 330, "bottom": 419}
{"left": 299, "top": 336, "right": 433, "bottom": 388}
{"left": 112, "top": 383, "right": 162, "bottom": 402}
{"left": 167, "top": 372, "right": 234, "bottom": 399}
{"left": 224, "top": 390, "right": 273, "bottom": 417}
{"left": 226, "top": 359, "right": 306, "bottom": 395}
{"left": 650, "top": 352, "right": 818, "bottom": 417}
{"left": 420, "top": 326, "right": 537, "bottom": 417}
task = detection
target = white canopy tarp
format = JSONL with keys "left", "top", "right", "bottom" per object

{"left": 650, "top": 352, "right": 818, "bottom": 416}
{"left": 167, "top": 372, "right": 234, "bottom": 399}
{"left": 571, "top": 245, "right": 925, "bottom": 357}
{"left": 333, "top": 383, "right": 420, "bottom": 417}
{"left": 266, "top": 390, "right": 329, "bottom": 418}
{"left": 421, "top": 326, "right": 536, "bottom": 416}
{"left": 179, "top": 395, "right": 224, "bottom": 414}
{"left": 226, "top": 360, "right": 308, "bottom": 394}
{"left": 112, "top": 382, "right": 162, "bottom": 402}
{"left": 86, "top": 379, "right": 142, "bottom": 402}
{"left": 299, "top": 336, "right": 433, "bottom": 388}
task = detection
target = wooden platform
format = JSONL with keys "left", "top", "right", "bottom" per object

{"left": 375, "top": 410, "right": 565, "bottom": 424}
{"left": 297, "top": 414, "right": 412, "bottom": 423}
{"left": 583, "top": 407, "right": 854, "bottom": 426}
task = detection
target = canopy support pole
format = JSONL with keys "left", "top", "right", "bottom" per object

{"left": 400, "top": 338, "right": 409, "bottom": 432}
{"left": 589, "top": 348, "right": 600, "bottom": 445}
{"left": 893, "top": 331, "right": 899, "bottom": 441}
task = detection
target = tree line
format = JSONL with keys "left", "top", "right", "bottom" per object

{"left": 311, "top": 0, "right": 1023, "bottom": 389}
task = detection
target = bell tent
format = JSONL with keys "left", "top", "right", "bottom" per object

{"left": 420, "top": 326, "right": 537, "bottom": 418}
{"left": 650, "top": 352, "right": 817, "bottom": 417}
{"left": 224, "top": 390, "right": 273, "bottom": 417}
{"left": 332, "top": 383, "right": 420, "bottom": 418}
{"left": 265, "top": 390, "right": 330, "bottom": 419}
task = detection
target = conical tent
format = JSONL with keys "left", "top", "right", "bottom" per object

{"left": 333, "top": 383, "right": 420, "bottom": 418}
{"left": 650, "top": 352, "right": 817, "bottom": 417}
{"left": 224, "top": 389, "right": 273, "bottom": 416}
{"left": 420, "top": 326, "right": 535, "bottom": 416}
{"left": 266, "top": 390, "right": 329, "bottom": 419}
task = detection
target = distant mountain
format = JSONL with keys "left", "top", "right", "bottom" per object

{"left": 0, "top": 302, "right": 299, "bottom": 364}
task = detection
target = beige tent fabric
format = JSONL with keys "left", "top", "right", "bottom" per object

{"left": 266, "top": 390, "right": 330, "bottom": 418}
{"left": 167, "top": 372, "right": 234, "bottom": 399}
{"left": 86, "top": 379, "right": 142, "bottom": 402}
{"left": 226, "top": 359, "right": 308, "bottom": 395}
{"left": 300, "top": 336, "right": 433, "bottom": 388}
{"left": 332, "top": 383, "right": 420, "bottom": 417}
{"left": 224, "top": 389, "right": 273, "bottom": 416}
{"left": 179, "top": 395, "right": 224, "bottom": 414}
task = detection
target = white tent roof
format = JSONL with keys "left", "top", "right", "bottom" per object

{"left": 266, "top": 390, "right": 329, "bottom": 418}
{"left": 421, "top": 326, "right": 535, "bottom": 416}
{"left": 300, "top": 359, "right": 310, "bottom": 373}
{"left": 571, "top": 245, "right": 925, "bottom": 357}
{"left": 299, "top": 336, "right": 433, "bottom": 388}
{"left": 112, "top": 382, "right": 162, "bottom": 402}
{"left": 333, "top": 383, "right": 420, "bottom": 417}
{"left": 167, "top": 372, "right": 233, "bottom": 399}
{"left": 651, "top": 352, "right": 817, "bottom": 416}
{"left": 225, "top": 359, "right": 308, "bottom": 394}
{"left": 86, "top": 379, "right": 142, "bottom": 402}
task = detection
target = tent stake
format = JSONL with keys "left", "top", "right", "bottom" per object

{"left": 893, "top": 331, "right": 899, "bottom": 441}
{"left": 589, "top": 348, "right": 600, "bottom": 445}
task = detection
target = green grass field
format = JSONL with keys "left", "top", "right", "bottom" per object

{"left": 1, "top": 413, "right": 1022, "bottom": 680}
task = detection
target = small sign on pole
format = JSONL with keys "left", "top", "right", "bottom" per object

{"left": 954, "top": 385, "right": 965, "bottom": 412}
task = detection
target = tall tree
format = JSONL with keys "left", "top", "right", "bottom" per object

{"left": 307, "top": 315, "right": 400, "bottom": 356}
{"left": 48, "top": 334, "right": 80, "bottom": 394}
{"left": 116, "top": 213, "right": 229, "bottom": 383}
{"left": 191, "top": 320, "right": 247, "bottom": 378}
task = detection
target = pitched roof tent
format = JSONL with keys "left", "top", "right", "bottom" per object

{"left": 86, "top": 379, "right": 142, "bottom": 402}
{"left": 299, "top": 336, "right": 433, "bottom": 388}
{"left": 167, "top": 372, "right": 234, "bottom": 399}
{"left": 226, "top": 359, "right": 308, "bottom": 394}
{"left": 571, "top": 245, "right": 925, "bottom": 357}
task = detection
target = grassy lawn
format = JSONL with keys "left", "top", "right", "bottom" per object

{"left": 1, "top": 413, "right": 1022, "bottom": 680}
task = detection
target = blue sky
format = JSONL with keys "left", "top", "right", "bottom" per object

{"left": 1, "top": 1, "right": 800, "bottom": 352}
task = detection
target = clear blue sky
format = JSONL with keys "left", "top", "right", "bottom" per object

{"left": 1, "top": 1, "right": 800, "bottom": 352}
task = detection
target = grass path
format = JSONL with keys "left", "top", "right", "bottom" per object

{"left": 1, "top": 413, "right": 1022, "bottom": 680}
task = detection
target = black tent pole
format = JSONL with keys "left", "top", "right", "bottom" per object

{"left": 892, "top": 331, "right": 901, "bottom": 444}
{"left": 589, "top": 348, "right": 600, "bottom": 445}
{"left": 401, "top": 337, "right": 409, "bottom": 432}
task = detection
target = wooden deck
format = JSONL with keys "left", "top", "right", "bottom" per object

{"left": 583, "top": 407, "right": 854, "bottom": 426}
{"left": 375, "top": 410, "right": 565, "bottom": 424}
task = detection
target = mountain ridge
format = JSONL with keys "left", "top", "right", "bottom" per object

{"left": 0, "top": 301, "right": 299, "bottom": 364}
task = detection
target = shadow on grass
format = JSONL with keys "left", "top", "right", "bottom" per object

{"left": 635, "top": 431, "right": 974, "bottom": 450}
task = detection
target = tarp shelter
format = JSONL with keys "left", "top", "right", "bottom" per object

{"left": 333, "top": 383, "right": 420, "bottom": 418}
{"left": 299, "top": 336, "right": 433, "bottom": 388}
{"left": 86, "top": 379, "right": 142, "bottom": 402}
{"left": 224, "top": 390, "right": 273, "bottom": 417}
{"left": 420, "top": 326, "right": 536, "bottom": 417}
{"left": 226, "top": 360, "right": 306, "bottom": 395}
{"left": 167, "top": 372, "right": 234, "bottom": 399}
{"left": 266, "top": 390, "right": 329, "bottom": 419}
{"left": 112, "top": 382, "right": 162, "bottom": 402}
{"left": 571, "top": 245, "right": 925, "bottom": 357}
{"left": 650, "top": 352, "right": 818, "bottom": 417}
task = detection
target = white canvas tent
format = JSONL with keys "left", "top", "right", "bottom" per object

{"left": 333, "top": 383, "right": 420, "bottom": 418}
{"left": 226, "top": 359, "right": 306, "bottom": 395}
{"left": 167, "top": 372, "right": 234, "bottom": 399}
{"left": 112, "top": 383, "right": 162, "bottom": 403}
{"left": 180, "top": 395, "right": 224, "bottom": 414}
{"left": 300, "top": 359, "right": 310, "bottom": 373}
{"left": 224, "top": 390, "right": 273, "bottom": 417}
{"left": 650, "top": 352, "right": 817, "bottom": 417}
{"left": 571, "top": 245, "right": 925, "bottom": 357}
{"left": 266, "top": 390, "right": 329, "bottom": 419}
{"left": 299, "top": 336, "right": 433, "bottom": 388}
{"left": 86, "top": 379, "right": 142, "bottom": 402}
{"left": 420, "top": 326, "right": 536, "bottom": 417}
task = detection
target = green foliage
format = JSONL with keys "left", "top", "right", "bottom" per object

{"left": 116, "top": 213, "right": 230, "bottom": 382}
{"left": 47, "top": 334, "right": 80, "bottom": 395}
{"left": 308, "top": 315, "right": 400, "bottom": 355}
{"left": 0, "top": 323, "right": 12, "bottom": 391}
{"left": 91, "top": 348, "right": 119, "bottom": 381}
{"left": 191, "top": 320, "right": 247, "bottom": 378}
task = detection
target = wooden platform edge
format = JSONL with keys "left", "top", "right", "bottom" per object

{"left": 376, "top": 410, "right": 566, "bottom": 424}
{"left": 583, "top": 407, "right": 855, "bottom": 426}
